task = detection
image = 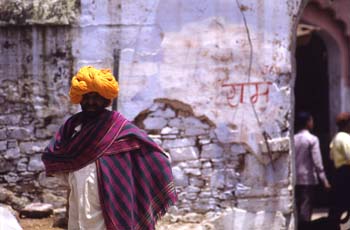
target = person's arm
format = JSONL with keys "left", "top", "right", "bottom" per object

{"left": 329, "top": 141, "right": 334, "bottom": 161}
{"left": 341, "top": 139, "right": 350, "bottom": 162}
{"left": 311, "top": 138, "right": 331, "bottom": 189}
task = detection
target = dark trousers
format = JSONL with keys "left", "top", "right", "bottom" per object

{"left": 328, "top": 165, "right": 350, "bottom": 225}
{"left": 295, "top": 185, "right": 315, "bottom": 222}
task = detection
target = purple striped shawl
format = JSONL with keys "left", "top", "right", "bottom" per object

{"left": 42, "top": 110, "right": 177, "bottom": 229}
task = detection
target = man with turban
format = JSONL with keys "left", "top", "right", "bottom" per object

{"left": 42, "top": 66, "right": 177, "bottom": 230}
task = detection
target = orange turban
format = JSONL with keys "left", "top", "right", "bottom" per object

{"left": 69, "top": 66, "right": 119, "bottom": 104}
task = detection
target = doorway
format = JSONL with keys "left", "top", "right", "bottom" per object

{"left": 295, "top": 31, "right": 332, "bottom": 207}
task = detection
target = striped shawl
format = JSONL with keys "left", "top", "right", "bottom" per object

{"left": 42, "top": 110, "right": 177, "bottom": 230}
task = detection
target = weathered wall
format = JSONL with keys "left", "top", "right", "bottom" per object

{"left": 0, "top": 0, "right": 306, "bottom": 229}
{"left": 118, "top": 0, "right": 303, "bottom": 218}
{"left": 0, "top": 0, "right": 81, "bottom": 208}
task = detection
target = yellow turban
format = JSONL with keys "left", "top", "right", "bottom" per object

{"left": 69, "top": 66, "right": 119, "bottom": 104}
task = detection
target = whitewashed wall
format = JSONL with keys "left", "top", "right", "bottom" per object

{"left": 115, "top": 0, "right": 302, "bottom": 217}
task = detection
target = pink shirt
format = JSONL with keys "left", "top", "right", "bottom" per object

{"left": 294, "top": 129, "right": 327, "bottom": 185}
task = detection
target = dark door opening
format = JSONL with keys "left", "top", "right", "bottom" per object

{"left": 295, "top": 32, "right": 332, "bottom": 207}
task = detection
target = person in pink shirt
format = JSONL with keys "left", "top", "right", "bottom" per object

{"left": 294, "top": 111, "right": 331, "bottom": 227}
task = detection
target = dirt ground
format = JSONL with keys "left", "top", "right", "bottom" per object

{"left": 18, "top": 217, "right": 64, "bottom": 230}
{"left": 17, "top": 210, "right": 350, "bottom": 230}
{"left": 17, "top": 216, "right": 209, "bottom": 230}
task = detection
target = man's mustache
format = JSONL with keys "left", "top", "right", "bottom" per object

{"left": 81, "top": 109, "right": 106, "bottom": 119}
{"left": 81, "top": 104, "right": 101, "bottom": 111}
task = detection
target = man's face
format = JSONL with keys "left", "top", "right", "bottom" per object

{"left": 307, "top": 117, "right": 314, "bottom": 130}
{"left": 80, "top": 92, "right": 110, "bottom": 117}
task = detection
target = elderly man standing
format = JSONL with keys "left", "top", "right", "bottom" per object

{"left": 294, "top": 112, "right": 331, "bottom": 226}
{"left": 42, "top": 66, "right": 177, "bottom": 230}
